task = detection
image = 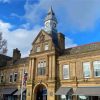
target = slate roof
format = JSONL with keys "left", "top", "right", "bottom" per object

{"left": 13, "top": 57, "right": 29, "bottom": 65}
{"left": 0, "top": 54, "right": 12, "bottom": 67}
{"left": 63, "top": 42, "right": 100, "bottom": 56}
{"left": 7, "top": 57, "right": 29, "bottom": 66}
{"left": 0, "top": 54, "right": 29, "bottom": 67}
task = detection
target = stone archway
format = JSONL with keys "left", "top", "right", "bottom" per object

{"left": 34, "top": 84, "right": 47, "bottom": 100}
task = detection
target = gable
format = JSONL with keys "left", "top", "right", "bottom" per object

{"left": 32, "top": 30, "right": 52, "bottom": 45}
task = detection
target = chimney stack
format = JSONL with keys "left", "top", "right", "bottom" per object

{"left": 58, "top": 33, "right": 65, "bottom": 50}
{"left": 13, "top": 48, "right": 21, "bottom": 63}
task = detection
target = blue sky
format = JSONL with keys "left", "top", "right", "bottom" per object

{"left": 0, "top": 0, "right": 100, "bottom": 57}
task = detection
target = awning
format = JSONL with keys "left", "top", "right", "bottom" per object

{"left": 74, "top": 87, "right": 100, "bottom": 96}
{"left": 14, "top": 88, "right": 26, "bottom": 95}
{"left": 55, "top": 87, "right": 73, "bottom": 95}
{"left": 0, "top": 88, "right": 17, "bottom": 95}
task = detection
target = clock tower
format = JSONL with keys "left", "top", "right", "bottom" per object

{"left": 44, "top": 7, "right": 57, "bottom": 34}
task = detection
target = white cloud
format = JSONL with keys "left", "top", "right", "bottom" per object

{"left": 0, "top": 0, "right": 11, "bottom": 3}
{"left": 1, "top": 0, "right": 100, "bottom": 57}
{"left": 0, "top": 20, "right": 41, "bottom": 57}
{"left": 24, "top": 0, "right": 100, "bottom": 31}
{"left": 65, "top": 37, "right": 77, "bottom": 48}
{"left": 0, "top": 20, "right": 12, "bottom": 31}
{"left": 0, "top": 19, "right": 77, "bottom": 57}
{"left": 10, "top": 13, "right": 23, "bottom": 20}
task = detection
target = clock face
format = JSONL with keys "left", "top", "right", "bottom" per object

{"left": 46, "top": 22, "right": 50, "bottom": 27}
{"left": 45, "top": 21, "right": 56, "bottom": 29}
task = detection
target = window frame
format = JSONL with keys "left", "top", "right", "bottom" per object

{"left": 13, "top": 73, "right": 18, "bottom": 82}
{"left": 83, "top": 62, "right": 91, "bottom": 78}
{"left": 9, "top": 73, "right": 13, "bottom": 83}
{"left": 44, "top": 44, "right": 49, "bottom": 51}
{"left": 62, "top": 64, "right": 69, "bottom": 79}
{"left": 93, "top": 61, "right": 100, "bottom": 77}
{"left": 36, "top": 46, "right": 40, "bottom": 52}
{"left": 37, "top": 60, "right": 46, "bottom": 76}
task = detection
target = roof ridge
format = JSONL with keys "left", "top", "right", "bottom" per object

{"left": 66, "top": 42, "right": 100, "bottom": 50}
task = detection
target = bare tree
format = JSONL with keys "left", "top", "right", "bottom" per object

{"left": 0, "top": 32, "right": 7, "bottom": 54}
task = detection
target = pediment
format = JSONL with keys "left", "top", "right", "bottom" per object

{"left": 32, "top": 30, "right": 52, "bottom": 45}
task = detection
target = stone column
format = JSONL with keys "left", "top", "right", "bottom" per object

{"left": 52, "top": 55, "right": 56, "bottom": 80}
{"left": 47, "top": 83, "right": 55, "bottom": 100}
{"left": 26, "top": 58, "right": 35, "bottom": 100}
{"left": 48, "top": 56, "right": 52, "bottom": 80}
{"left": 28, "top": 58, "right": 36, "bottom": 81}
{"left": 26, "top": 85, "right": 33, "bottom": 100}
{"left": 28, "top": 59, "right": 32, "bottom": 79}
{"left": 91, "top": 61, "right": 94, "bottom": 78}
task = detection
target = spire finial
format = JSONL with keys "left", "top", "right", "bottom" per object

{"left": 48, "top": 6, "right": 54, "bottom": 15}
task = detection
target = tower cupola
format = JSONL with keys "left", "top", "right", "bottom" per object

{"left": 44, "top": 7, "right": 57, "bottom": 34}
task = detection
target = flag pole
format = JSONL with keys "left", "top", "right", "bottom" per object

{"left": 21, "top": 65, "right": 25, "bottom": 100}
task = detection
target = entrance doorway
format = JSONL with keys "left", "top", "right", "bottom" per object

{"left": 34, "top": 84, "right": 47, "bottom": 100}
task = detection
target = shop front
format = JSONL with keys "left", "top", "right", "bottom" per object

{"left": 14, "top": 88, "right": 26, "bottom": 100}
{"left": 55, "top": 87, "right": 73, "bottom": 100}
{"left": 74, "top": 87, "right": 100, "bottom": 100}
{"left": 0, "top": 88, "right": 17, "bottom": 100}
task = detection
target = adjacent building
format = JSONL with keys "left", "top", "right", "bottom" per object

{"left": 0, "top": 7, "right": 100, "bottom": 100}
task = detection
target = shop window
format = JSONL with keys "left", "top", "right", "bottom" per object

{"left": 83, "top": 62, "right": 91, "bottom": 78}
{"left": 78, "top": 96, "right": 89, "bottom": 100}
{"left": 61, "top": 95, "right": 72, "bottom": 100}
{"left": 61, "top": 95, "right": 66, "bottom": 100}
{"left": 93, "top": 61, "right": 100, "bottom": 77}
{"left": 63, "top": 65, "right": 69, "bottom": 79}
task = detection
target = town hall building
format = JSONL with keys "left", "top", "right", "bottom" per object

{"left": 0, "top": 7, "right": 100, "bottom": 100}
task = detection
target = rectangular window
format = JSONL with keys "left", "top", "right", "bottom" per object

{"left": 14, "top": 73, "right": 18, "bottom": 82}
{"left": 63, "top": 65, "right": 69, "bottom": 79}
{"left": 41, "top": 62, "right": 44, "bottom": 67}
{"left": 37, "top": 60, "right": 46, "bottom": 75}
{"left": 44, "top": 44, "right": 49, "bottom": 50}
{"left": 93, "top": 61, "right": 100, "bottom": 77}
{"left": 9, "top": 74, "right": 13, "bottom": 82}
{"left": 83, "top": 62, "right": 91, "bottom": 78}
{"left": 36, "top": 46, "right": 40, "bottom": 52}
